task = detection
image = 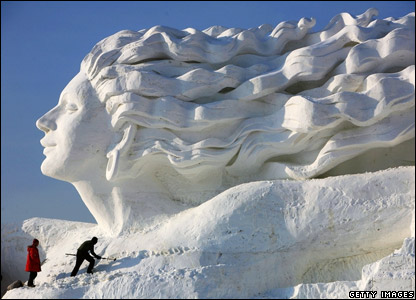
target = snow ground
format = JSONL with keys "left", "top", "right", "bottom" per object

{"left": 1, "top": 167, "right": 414, "bottom": 299}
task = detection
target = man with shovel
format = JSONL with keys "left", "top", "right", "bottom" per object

{"left": 70, "top": 237, "right": 101, "bottom": 276}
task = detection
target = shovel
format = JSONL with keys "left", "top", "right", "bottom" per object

{"left": 65, "top": 253, "right": 116, "bottom": 261}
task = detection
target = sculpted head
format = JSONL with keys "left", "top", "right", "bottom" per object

{"left": 36, "top": 10, "right": 415, "bottom": 209}
{"left": 36, "top": 72, "right": 113, "bottom": 182}
{"left": 35, "top": 20, "right": 319, "bottom": 199}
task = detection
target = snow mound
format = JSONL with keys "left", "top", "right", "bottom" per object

{"left": 2, "top": 167, "right": 414, "bottom": 299}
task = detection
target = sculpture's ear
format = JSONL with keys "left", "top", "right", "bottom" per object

{"left": 106, "top": 123, "right": 137, "bottom": 181}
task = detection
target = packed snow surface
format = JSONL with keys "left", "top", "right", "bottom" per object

{"left": 2, "top": 7, "right": 415, "bottom": 299}
{"left": 2, "top": 167, "right": 414, "bottom": 299}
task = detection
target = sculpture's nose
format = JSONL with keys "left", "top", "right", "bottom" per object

{"left": 36, "top": 109, "right": 57, "bottom": 133}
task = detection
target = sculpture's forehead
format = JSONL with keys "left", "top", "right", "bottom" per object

{"left": 60, "top": 72, "right": 95, "bottom": 103}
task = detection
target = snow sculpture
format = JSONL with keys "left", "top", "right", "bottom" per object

{"left": 36, "top": 8, "right": 414, "bottom": 233}
{"left": 0, "top": 8, "right": 408, "bottom": 299}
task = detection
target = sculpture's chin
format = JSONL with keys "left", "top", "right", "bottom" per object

{"left": 40, "top": 160, "right": 71, "bottom": 182}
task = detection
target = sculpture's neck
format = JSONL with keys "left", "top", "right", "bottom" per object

{"left": 71, "top": 176, "right": 184, "bottom": 235}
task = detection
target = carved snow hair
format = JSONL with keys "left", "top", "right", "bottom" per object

{"left": 80, "top": 8, "right": 415, "bottom": 182}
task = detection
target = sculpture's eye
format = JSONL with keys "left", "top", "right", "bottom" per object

{"left": 65, "top": 103, "right": 78, "bottom": 113}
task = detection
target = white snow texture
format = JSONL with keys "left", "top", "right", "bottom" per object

{"left": 2, "top": 8, "right": 415, "bottom": 299}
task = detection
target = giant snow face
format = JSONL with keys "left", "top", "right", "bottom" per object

{"left": 36, "top": 72, "right": 113, "bottom": 182}
{"left": 36, "top": 8, "right": 415, "bottom": 232}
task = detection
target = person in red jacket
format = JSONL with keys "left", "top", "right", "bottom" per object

{"left": 25, "top": 238, "right": 41, "bottom": 287}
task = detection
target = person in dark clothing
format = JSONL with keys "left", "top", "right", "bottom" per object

{"left": 25, "top": 238, "right": 41, "bottom": 287}
{"left": 70, "top": 237, "right": 101, "bottom": 276}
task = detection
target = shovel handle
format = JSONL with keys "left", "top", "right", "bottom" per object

{"left": 66, "top": 253, "right": 115, "bottom": 261}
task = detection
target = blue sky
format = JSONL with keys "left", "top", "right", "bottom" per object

{"left": 1, "top": 1, "right": 414, "bottom": 225}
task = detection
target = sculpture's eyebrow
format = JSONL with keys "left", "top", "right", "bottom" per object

{"left": 58, "top": 91, "right": 81, "bottom": 106}
{"left": 58, "top": 93, "right": 70, "bottom": 106}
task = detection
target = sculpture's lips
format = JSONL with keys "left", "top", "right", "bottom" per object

{"left": 43, "top": 147, "right": 55, "bottom": 155}
{"left": 40, "top": 139, "right": 56, "bottom": 148}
